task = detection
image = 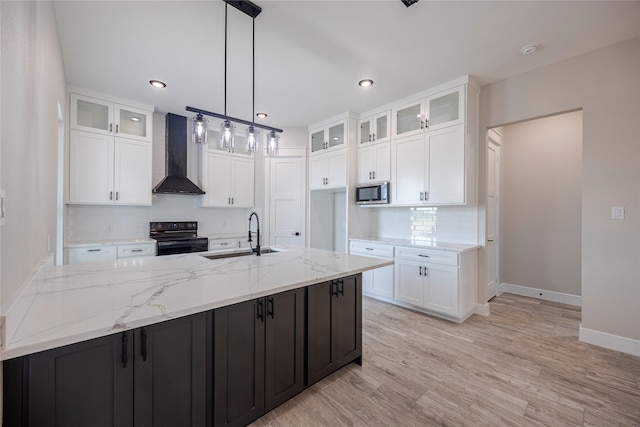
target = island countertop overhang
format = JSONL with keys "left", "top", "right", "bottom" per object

{"left": 1, "top": 246, "right": 392, "bottom": 361}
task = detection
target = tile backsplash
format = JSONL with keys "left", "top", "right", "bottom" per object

{"left": 371, "top": 205, "right": 478, "bottom": 245}
{"left": 66, "top": 195, "right": 260, "bottom": 242}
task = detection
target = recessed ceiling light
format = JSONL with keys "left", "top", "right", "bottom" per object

{"left": 149, "top": 79, "right": 167, "bottom": 88}
{"left": 256, "top": 112, "right": 268, "bottom": 119}
{"left": 130, "top": 117, "right": 141, "bottom": 122}
{"left": 358, "top": 79, "right": 374, "bottom": 88}
{"left": 521, "top": 44, "right": 538, "bottom": 55}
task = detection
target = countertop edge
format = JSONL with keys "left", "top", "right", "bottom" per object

{"left": 349, "top": 237, "right": 480, "bottom": 252}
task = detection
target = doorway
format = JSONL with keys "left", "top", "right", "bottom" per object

{"left": 486, "top": 128, "right": 501, "bottom": 300}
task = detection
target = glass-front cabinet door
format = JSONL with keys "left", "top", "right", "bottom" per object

{"left": 425, "top": 85, "right": 465, "bottom": 132}
{"left": 309, "top": 119, "right": 346, "bottom": 154}
{"left": 115, "top": 104, "right": 152, "bottom": 142}
{"left": 358, "top": 119, "right": 372, "bottom": 145}
{"left": 71, "top": 93, "right": 113, "bottom": 136}
{"left": 392, "top": 100, "right": 424, "bottom": 139}
{"left": 327, "top": 121, "right": 345, "bottom": 149}
{"left": 310, "top": 128, "right": 325, "bottom": 153}
{"left": 373, "top": 111, "right": 390, "bottom": 144}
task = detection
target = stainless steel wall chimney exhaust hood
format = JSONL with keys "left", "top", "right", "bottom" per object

{"left": 153, "top": 113, "right": 205, "bottom": 195}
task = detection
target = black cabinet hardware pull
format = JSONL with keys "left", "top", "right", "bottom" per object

{"left": 122, "top": 332, "right": 128, "bottom": 368}
{"left": 110, "top": 123, "right": 113, "bottom": 132}
{"left": 141, "top": 328, "right": 148, "bottom": 361}
{"left": 419, "top": 266, "right": 423, "bottom": 276}
{"left": 257, "top": 299, "right": 264, "bottom": 322}
{"left": 330, "top": 281, "right": 339, "bottom": 297}
{"left": 338, "top": 279, "right": 344, "bottom": 296}
{"left": 267, "top": 297, "right": 275, "bottom": 319}
{"left": 115, "top": 124, "right": 119, "bottom": 133}
{"left": 418, "top": 254, "right": 430, "bottom": 258}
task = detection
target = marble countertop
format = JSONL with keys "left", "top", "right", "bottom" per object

{"left": 1, "top": 246, "right": 392, "bottom": 360}
{"left": 350, "top": 237, "right": 479, "bottom": 252}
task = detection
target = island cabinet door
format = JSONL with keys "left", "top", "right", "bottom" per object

{"left": 213, "top": 299, "right": 265, "bottom": 427}
{"left": 264, "top": 288, "right": 305, "bottom": 412}
{"left": 306, "top": 274, "right": 363, "bottom": 387}
{"left": 133, "top": 312, "right": 211, "bottom": 427}
{"left": 25, "top": 332, "right": 134, "bottom": 427}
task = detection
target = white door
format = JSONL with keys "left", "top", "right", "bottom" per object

{"left": 202, "top": 153, "right": 231, "bottom": 206}
{"left": 69, "top": 130, "right": 114, "bottom": 204}
{"left": 372, "top": 142, "right": 391, "bottom": 182}
{"left": 424, "top": 264, "right": 459, "bottom": 316}
{"left": 114, "top": 138, "right": 152, "bottom": 205}
{"left": 486, "top": 130, "right": 501, "bottom": 300}
{"left": 394, "top": 259, "right": 424, "bottom": 306}
{"left": 269, "top": 157, "right": 304, "bottom": 247}
{"left": 231, "top": 157, "right": 254, "bottom": 207}
{"left": 392, "top": 135, "right": 425, "bottom": 204}
{"left": 309, "top": 156, "right": 327, "bottom": 190}
{"left": 357, "top": 146, "right": 374, "bottom": 184}
{"left": 327, "top": 150, "right": 347, "bottom": 188}
{"left": 427, "top": 124, "right": 465, "bottom": 205}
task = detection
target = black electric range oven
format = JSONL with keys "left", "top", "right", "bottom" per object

{"left": 150, "top": 221, "right": 209, "bottom": 256}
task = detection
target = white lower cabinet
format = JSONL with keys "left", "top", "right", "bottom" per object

{"left": 394, "top": 245, "right": 476, "bottom": 321}
{"left": 67, "top": 242, "right": 156, "bottom": 265}
{"left": 349, "top": 241, "right": 394, "bottom": 299}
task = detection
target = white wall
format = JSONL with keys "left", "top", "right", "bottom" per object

{"left": 0, "top": 1, "right": 67, "bottom": 309}
{"left": 500, "top": 111, "right": 582, "bottom": 296}
{"left": 479, "top": 37, "right": 640, "bottom": 347}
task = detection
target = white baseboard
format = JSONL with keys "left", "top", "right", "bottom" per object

{"left": 500, "top": 282, "right": 581, "bottom": 307}
{"left": 474, "top": 303, "right": 490, "bottom": 316}
{"left": 579, "top": 325, "right": 640, "bottom": 357}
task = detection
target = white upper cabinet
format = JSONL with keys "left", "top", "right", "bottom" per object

{"left": 68, "top": 90, "right": 153, "bottom": 206}
{"left": 358, "top": 111, "right": 390, "bottom": 146}
{"left": 309, "top": 150, "right": 347, "bottom": 190}
{"left": 309, "top": 119, "right": 347, "bottom": 155}
{"left": 357, "top": 142, "right": 390, "bottom": 184}
{"left": 201, "top": 151, "right": 254, "bottom": 207}
{"left": 69, "top": 131, "right": 151, "bottom": 205}
{"left": 71, "top": 93, "right": 152, "bottom": 142}
{"left": 392, "top": 85, "right": 465, "bottom": 139}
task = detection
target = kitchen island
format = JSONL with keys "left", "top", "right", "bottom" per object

{"left": 2, "top": 246, "right": 392, "bottom": 427}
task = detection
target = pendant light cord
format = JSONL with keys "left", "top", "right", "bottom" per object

{"left": 252, "top": 16, "right": 255, "bottom": 125}
{"left": 224, "top": 2, "right": 228, "bottom": 117}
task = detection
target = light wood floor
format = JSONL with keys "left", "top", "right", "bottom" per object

{"left": 251, "top": 294, "right": 640, "bottom": 426}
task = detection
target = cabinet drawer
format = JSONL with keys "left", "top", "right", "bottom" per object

{"left": 209, "top": 238, "right": 240, "bottom": 251}
{"left": 395, "top": 246, "right": 458, "bottom": 266}
{"left": 68, "top": 246, "right": 117, "bottom": 265}
{"left": 349, "top": 241, "right": 394, "bottom": 258}
{"left": 117, "top": 243, "right": 155, "bottom": 258}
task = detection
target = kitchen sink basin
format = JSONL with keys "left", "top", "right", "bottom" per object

{"left": 201, "top": 247, "right": 280, "bottom": 260}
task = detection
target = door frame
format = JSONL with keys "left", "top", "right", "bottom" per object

{"left": 263, "top": 147, "right": 306, "bottom": 247}
{"left": 486, "top": 128, "right": 502, "bottom": 300}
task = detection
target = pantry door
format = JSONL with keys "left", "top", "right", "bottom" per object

{"left": 486, "top": 129, "right": 502, "bottom": 300}
{"left": 268, "top": 154, "right": 305, "bottom": 247}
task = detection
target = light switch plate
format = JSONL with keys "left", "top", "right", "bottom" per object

{"left": 611, "top": 206, "right": 625, "bottom": 220}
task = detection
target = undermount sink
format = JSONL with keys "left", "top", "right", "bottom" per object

{"left": 201, "top": 247, "right": 279, "bottom": 260}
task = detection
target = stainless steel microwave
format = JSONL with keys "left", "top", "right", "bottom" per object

{"left": 355, "top": 182, "right": 389, "bottom": 205}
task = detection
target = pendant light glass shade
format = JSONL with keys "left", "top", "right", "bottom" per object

{"left": 246, "top": 125, "right": 257, "bottom": 153}
{"left": 192, "top": 114, "right": 208, "bottom": 144}
{"left": 266, "top": 130, "right": 279, "bottom": 156}
{"left": 220, "top": 120, "right": 234, "bottom": 149}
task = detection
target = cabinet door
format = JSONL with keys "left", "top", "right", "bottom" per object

{"left": 394, "top": 259, "right": 424, "bottom": 306}
{"left": 231, "top": 157, "right": 254, "bottom": 207}
{"left": 264, "top": 289, "right": 305, "bottom": 412}
{"left": 115, "top": 104, "right": 152, "bottom": 142}
{"left": 372, "top": 264, "right": 394, "bottom": 299}
{"left": 134, "top": 313, "right": 210, "bottom": 427}
{"left": 27, "top": 332, "right": 134, "bottom": 427}
{"left": 372, "top": 141, "right": 391, "bottom": 182}
{"left": 357, "top": 146, "right": 374, "bottom": 184}
{"left": 69, "top": 130, "right": 114, "bottom": 204}
{"left": 333, "top": 275, "right": 362, "bottom": 368}
{"left": 392, "top": 135, "right": 426, "bottom": 205}
{"left": 306, "top": 281, "right": 335, "bottom": 386}
{"left": 358, "top": 117, "right": 372, "bottom": 146}
{"left": 214, "top": 299, "right": 265, "bottom": 427}
{"left": 309, "top": 155, "right": 327, "bottom": 190}
{"left": 424, "top": 264, "right": 459, "bottom": 317}
{"left": 70, "top": 93, "right": 114, "bottom": 135}
{"left": 373, "top": 111, "right": 391, "bottom": 144}
{"left": 327, "top": 150, "right": 347, "bottom": 187}
{"left": 425, "top": 85, "right": 464, "bottom": 132}
{"left": 426, "top": 124, "right": 465, "bottom": 205}
{"left": 202, "top": 153, "right": 232, "bottom": 206}
{"left": 114, "top": 138, "right": 152, "bottom": 206}
{"left": 392, "top": 99, "right": 424, "bottom": 139}
{"left": 310, "top": 128, "right": 325, "bottom": 153}
{"left": 327, "top": 120, "right": 346, "bottom": 150}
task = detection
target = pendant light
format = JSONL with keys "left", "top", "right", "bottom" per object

{"left": 220, "top": 2, "right": 235, "bottom": 150}
{"left": 192, "top": 113, "right": 208, "bottom": 144}
{"left": 267, "top": 130, "right": 279, "bottom": 156}
{"left": 246, "top": 14, "right": 257, "bottom": 154}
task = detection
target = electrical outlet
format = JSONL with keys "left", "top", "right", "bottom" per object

{"left": 611, "top": 206, "right": 625, "bottom": 220}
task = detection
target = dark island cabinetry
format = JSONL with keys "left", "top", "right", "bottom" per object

{"left": 213, "top": 287, "right": 305, "bottom": 427}
{"left": 3, "top": 312, "right": 211, "bottom": 427}
{"left": 307, "top": 274, "right": 362, "bottom": 386}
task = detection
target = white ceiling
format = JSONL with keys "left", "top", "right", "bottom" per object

{"left": 53, "top": 0, "right": 640, "bottom": 128}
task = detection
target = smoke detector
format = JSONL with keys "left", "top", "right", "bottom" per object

{"left": 521, "top": 44, "right": 538, "bottom": 55}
